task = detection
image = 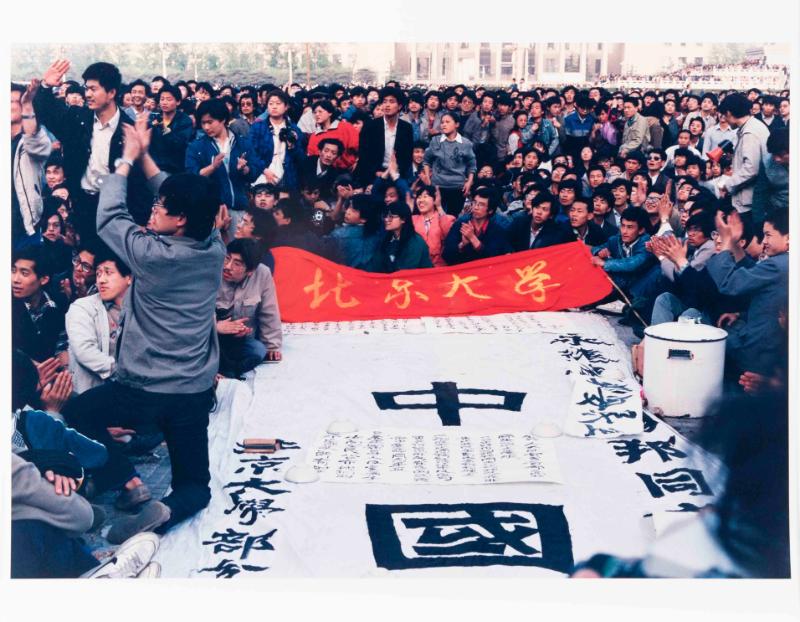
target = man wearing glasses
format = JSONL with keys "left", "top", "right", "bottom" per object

{"left": 644, "top": 149, "right": 672, "bottom": 195}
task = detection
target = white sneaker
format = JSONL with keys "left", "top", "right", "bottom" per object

{"left": 136, "top": 561, "right": 161, "bottom": 578}
{"left": 84, "top": 532, "right": 160, "bottom": 579}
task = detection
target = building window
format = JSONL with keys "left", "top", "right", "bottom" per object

{"left": 564, "top": 53, "right": 581, "bottom": 73}
{"left": 595, "top": 59, "right": 602, "bottom": 73}
{"left": 544, "top": 58, "right": 558, "bottom": 73}
{"left": 461, "top": 43, "right": 469, "bottom": 49}
{"left": 678, "top": 56, "right": 687, "bottom": 65}
{"left": 416, "top": 57, "right": 429, "bottom": 80}
{"left": 547, "top": 43, "right": 555, "bottom": 50}
{"left": 597, "top": 43, "right": 603, "bottom": 51}
{"left": 694, "top": 57, "right": 703, "bottom": 65}
{"left": 479, "top": 46, "right": 492, "bottom": 78}
{"left": 528, "top": 45, "right": 537, "bottom": 75}
{"left": 564, "top": 43, "right": 570, "bottom": 51}
{"left": 680, "top": 42, "right": 686, "bottom": 47}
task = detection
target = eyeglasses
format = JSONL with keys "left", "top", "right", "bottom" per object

{"left": 72, "top": 258, "right": 94, "bottom": 273}
{"left": 383, "top": 214, "right": 401, "bottom": 220}
{"left": 647, "top": 156, "right": 662, "bottom": 161}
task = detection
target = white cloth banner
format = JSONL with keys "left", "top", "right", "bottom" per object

{"left": 153, "top": 312, "right": 724, "bottom": 579}
{"left": 309, "top": 428, "right": 562, "bottom": 485}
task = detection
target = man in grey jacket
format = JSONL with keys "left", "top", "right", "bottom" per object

{"left": 11, "top": 81, "right": 52, "bottom": 249}
{"left": 216, "top": 238, "right": 282, "bottom": 378}
{"left": 62, "top": 120, "right": 225, "bottom": 544}
{"left": 618, "top": 96, "right": 650, "bottom": 159}
{"left": 718, "top": 93, "right": 770, "bottom": 223}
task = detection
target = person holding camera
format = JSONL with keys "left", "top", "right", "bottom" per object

{"left": 248, "top": 89, "right": 307, "bottom": 194}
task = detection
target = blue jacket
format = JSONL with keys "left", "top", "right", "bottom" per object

{"left": 13, "top": 409, "right": 108, "bottom": 469}
{"left": 592, "top": 233, "right": 654, "bottom": 275}
{"left": 248, "top": 119, "right": 307, "bottom": 192}
{"left": 185, "top": 132, "right": 262, "bottom": 210}
{"left": 327, "top": 224, "right": 381, "bottom": 270}
{"left": 442, "top": 214, "right": 513, "bottom": 265}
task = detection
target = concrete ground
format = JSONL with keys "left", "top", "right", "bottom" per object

{"left": 83, "top": 310, "right": 713, "bottom": 555}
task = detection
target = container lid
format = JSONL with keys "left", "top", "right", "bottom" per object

{"left": 644, "top": 321, "right": 728, "bottom": 344}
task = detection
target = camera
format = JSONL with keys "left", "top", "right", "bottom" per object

{"left": 278, "top": 127, "right": 297, "bottom": 145}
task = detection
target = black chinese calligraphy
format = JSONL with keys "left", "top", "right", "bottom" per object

{"left": 373, "top": 382, "right": 526, "bottom": 426}
{"left": 366, "top": 502, "right": 573, "bottom": 573}
{"left": 636, "top": 468, "right": 714, "bottom": 499}
{"left": 609, "top": 435, "right": 688, "bottom": 464}
{"left": 197, "top": 558, "right": 269, "bottom": 579}
{"left": 202, "top": 528, "right": 277, "bottom": 559}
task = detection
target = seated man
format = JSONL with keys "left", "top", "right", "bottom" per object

{"left": 650, "top": 212, "right": 733, "bottom": 326}
{"left": 509, "top": 191, "right": 575, "bottom": 251}
{"left": 66, "top": 249, "right": 131, "bottom": 395}
{"left": 569, "top": 197, "right": 607, "bottom": 246}
{"left": 442, "top": 187, "right": 512, "bottom": 264}
{"left": 12, "top": 245, "right": 69, "bottom": 365}
{"left": 591, "top": 206, "right": 657, "bottom": 304}
{"left": 270, "top": 198, "right": 337, "bottom": 260}
{"left": 706, "top": 208, "right": 789, "bottom": 377}
{"left": 216, "top": 238, "right": 282, "bottom": 378}
{"left": 326, "top": 193, "right": 382, "bottom": 270}
{"left": 301, "top": 137, "right": 346, "bottom": 203}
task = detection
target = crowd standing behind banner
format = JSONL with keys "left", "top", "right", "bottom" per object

{"left": 9, "top": 58, "right": 790, "bottom": 579}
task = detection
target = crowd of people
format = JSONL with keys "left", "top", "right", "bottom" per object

{"left": 10, "top": 56, "right": 790, "bottom": 579}
{"left": 599, "top": 60, "right": 790, "bottom": 90}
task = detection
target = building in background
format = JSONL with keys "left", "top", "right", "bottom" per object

{"left": 391, "top": 42, "right": 624, "bottom": 86}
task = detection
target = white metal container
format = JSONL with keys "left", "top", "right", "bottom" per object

{"left": 643, "top": 320, "right": 728, "bottom": 418}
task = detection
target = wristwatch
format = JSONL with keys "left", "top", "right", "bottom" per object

{"left": 114, "top": 157, "right": 134, "bottom": 170}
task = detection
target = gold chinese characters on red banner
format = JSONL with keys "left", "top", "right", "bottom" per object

{"left": 272, "top": 242, "right": 612, "bottom": 322}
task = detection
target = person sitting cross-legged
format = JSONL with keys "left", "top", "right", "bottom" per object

{"left": 216, "top": 238, "right": 282, "bottom": 379}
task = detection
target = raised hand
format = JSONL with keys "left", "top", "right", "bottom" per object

{"left": 661, "top": 235, "right": 688, "bottom": 265}
{"left": 35, "top": 357, "right": 61, "bottom": 392}
{"left": 121, "top": 124, "right": 142, "bottom": 163}
{"left": 135, "top": 113, "right": 152, "bottom": 152}
{"left": 657, "top": 194, "right": 673, "bottom": 221}
{"left": 43, "top": 59, "right": 71, "bottom": 88}
{"left": 21, "top": 79, "right": 40, "bottom": 107}
{"left": 212, "top": 152, "right": 226, "bottom": 170}
{"left": 45, "top": 470, "right": 77, "bottom": 496}
{"left": 40, "top": 371, "right": 73, "bottom": 413}
{"left": 237, "top": 152, "right": 249, "bottom": 172}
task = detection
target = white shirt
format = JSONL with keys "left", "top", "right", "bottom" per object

{"left": 382, "top": 117, "right": 398, "bottom": 168}
{"left": 268, "top": 121, "right": 286, "bottom": 182}
{"left": 81, "top": 108, "right": 121, "bottom": 193}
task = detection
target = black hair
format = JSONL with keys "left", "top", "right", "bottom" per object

{"left": 12, "top": 244, "right": 52, "bottom": 279}
{"left": 471, "top": 186, "right": 499, "bottom": 215}
{"left": 380, "top": 200, "right": 416, "bottom": 253}
{"left": 688, "top": 117, "right": 706, "bottom": 132}
{"left": 610, "top": 178, "right": 632, "bottom": 193}
{"left": 65, "top": 84, "right": 85, "bottom": 98}
{"left": 558, "top": 179, "right": 580, "bottom": 193}
{"left": 532, "top": 191, "right": 555, "bottom": 207}
{"left": 45, "top": 153, "right": 65, "bottom": 170}
{"left": 412, "top": 140, "right": 428, "bottom": 151}
{"left": 274, "top": 198, "right": 303, "bottom": 223}
{"left": 312, "top": 99, "right": 339, "bottom": 117}
{"left": 718, "top": 93, "right": 751, "bottom": 118}
{"left": 440, "top": 111, "right": 460, "bottom": 125}
{"left": 128, "top": 79, "right": 151, "bottom": 97}
{"left": 39, "top": 198, "right": 66, "bottom": 235}
{"left": 195, "top": 98, "right": 229, "bottom": 124}
{"left": 764, "top": 208, "right": 789, "bottom": 236}
{"left": 195, "top": 81, "right": 216, "bottom": 96}
{"left": 575, "top": 95, "right": 594, "bottom": 110}
{"left": 252, "top": 183, "right": 279, "bottom": 198}
{"left": 622, "top": 95, "right": 640, "bottom": 107}
{"left": 82, "top": 62, "right": 122, "bottom": 95}
{"left": 317, "top": 137, "right": 344, "bottom": 155}
{"left": 350, "top": 193, "right": 381, "bottom": 235}
{"left": 685, "top": 212, "right": 714, "bottom": 238}
{"left": 226, "top": 237, "right": 261, "bottom": 272}
{"left": 158, "top": 85, "right": 182, "bottom": 102}
{"left": 12, "top": 349, "right": 41, "bottom": 412}
{"left": 378, "top": 86, "right": 406, "bottom": 107}
{"left": 94, "top": 246, "right": 131, "bottom": 277}
{"left": 238, "top": 92, "right": 256, "bottom": 106}
{"left": 158, "top": 173, "right": 219, "bottom": 241}
{"left": 620, "top": 206, "right": 648, "bottom": 230}
{"left": 11, "top": 82, "right": 26, "bottom": 96}
{"left": 766, "top": 128, "right": 789, "bottom": 156}
{"left": 571, "top": 197, "right": 593, "bottom": 213}
{"left": 350, "top": 86, "right": 367, "bottom": 97}
{"left": 348, "top": 110, "right": 370, "bottom": 126}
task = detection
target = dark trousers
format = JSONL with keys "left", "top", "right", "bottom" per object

{"left": 11, "top": 520, "right": 98, "bottom": 578}
{"left": 62, "top": 381, "right": 216, "bottom": 531}
{"left": 73, "top": 189, "right": 100, "bottom": 242}
{"left": 439, "top": 186, "right": 466, "bottom": 217}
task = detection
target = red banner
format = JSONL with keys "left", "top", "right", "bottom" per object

{"left": 272, "top": 242, "right": 612, "bottom": 322}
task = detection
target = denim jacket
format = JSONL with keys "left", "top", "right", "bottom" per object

{"left": 592, "top": 233, "right": 652, "bottom": 274}
{"left": 248, "top": 119, "right": 307, "bottom": 192}
{"left": 185, "top": 132, "right": 262, "bottom": 210}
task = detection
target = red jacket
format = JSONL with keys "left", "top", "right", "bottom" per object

{"left": 307, "top": 119, "right": 360, "bottom": 171}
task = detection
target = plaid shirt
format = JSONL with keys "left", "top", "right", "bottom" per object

{"left": 25, "top": 291, "right": 68, "bottom": 354}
